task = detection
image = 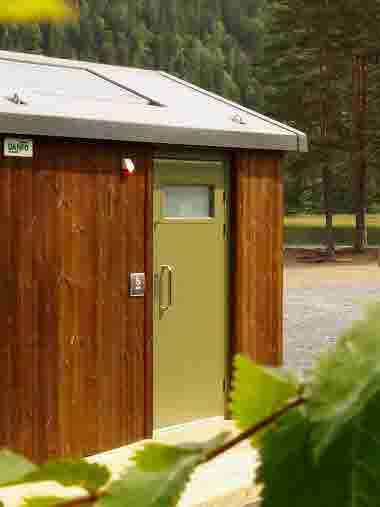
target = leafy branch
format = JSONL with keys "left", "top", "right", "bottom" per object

{"left": 204, "top": 396, "right": 306, "bottom": 462}
{"left": 1, "top": 304, "right": 380, "bottom": 507}
{"left": 15, "top": 397, "right": 306, "bottom": 507}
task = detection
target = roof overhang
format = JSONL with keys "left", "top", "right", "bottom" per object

{"left": 0, "top": 50, "right": 308, "bottom": 152}
{"left": 0, "top": 111, "right": 304, "bottom": 151}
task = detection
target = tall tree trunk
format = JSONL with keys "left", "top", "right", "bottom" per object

{"left": 352, "top": 54, "right": 368, "bottom": 252}
{"left": 354, "top": 154, "right": 368, "bottom": 251}
{"left": 322, "top": 165, "right": 335, "bottom": 257}
{"left": 320, "top": 44, "right": 335, "bottom": 258}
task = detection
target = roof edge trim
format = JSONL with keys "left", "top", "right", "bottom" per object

{"left": 0, "top": 111, "right": 300, "bottom": 151}
{"left": 159, "top": 71, "right": 308, "bottom": 152}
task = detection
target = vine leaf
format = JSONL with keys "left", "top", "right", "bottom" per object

{"left": 308, "top": 303, "right": 380, "bottom": 458}
{"left": 0, "top": 1, "right": 73, "bottom": 21}
{"left": 0, "top": 450, "right": 37, "bottom": 486}
{"left": 97, "top": 443, "right": 204, "bottom": 507}
{"left": 15, "top": 460, "right": 111, "bottom": 493}
{"left": 259, "top": 395, "right": 380, "bottom": 507}
{"left": 230, "top": 355, "right": 300, "bottom": 446}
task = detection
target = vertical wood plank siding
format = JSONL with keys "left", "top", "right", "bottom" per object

{"left": 233, "top": 151, "right": 284, "bottom": 366}
{"left": 0, "top": 137, "right": 284, "bottom": 461}
{"left": 0, "top": 138, "right": 153, "bottom": 461}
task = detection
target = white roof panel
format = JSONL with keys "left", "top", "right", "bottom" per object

{"left": 0, "top": 58, "right": 148, "bottom": 105}
{"left": 0, "top": 50, "right": 307, "bottom": 152}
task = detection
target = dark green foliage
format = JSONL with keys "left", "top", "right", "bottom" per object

{"left": 260, "top": 388, "right": 380, "bottom": 507}
{"left": 259, "top": 409, "right": 365, "bottom": 507}
{"left": 0, "top": 0, "right": 267, "bottom": 109}
{"left": 261, "top": 0, "right": 380, "bottom": 216}
{"left": 308, "top": 304, "right": 380, "bottom": 458}
{"left": 259, "top": 305, "right": 380, "bottom": 507}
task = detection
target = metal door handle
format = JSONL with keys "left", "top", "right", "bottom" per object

{"left": 159, "top": 265, "right": 174, "bottom": 313}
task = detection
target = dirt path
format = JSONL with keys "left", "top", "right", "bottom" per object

{"left": 285, "top": 249, "right": 380, "bottom": 288}
{"left": 284, "top": 249, "right": 380, "bottom": 371}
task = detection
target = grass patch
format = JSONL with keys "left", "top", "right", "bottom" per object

{"left": 285, "top": 214, "right": 380, "bottom": 245}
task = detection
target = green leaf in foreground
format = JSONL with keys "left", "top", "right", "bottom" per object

{"left": 0, "top": 449, "right": 37, "bottom": 486}
{"left": 230, "top": 355, "right": 300, "bottom": 446}
{"left": 259, "top": 394, "right": 380, "bottom": 507}
{"left": 22, "top": 497, "right": 68, "bottom": 507}
{"left": 308, "top": 303, "right": 380, "bottom": 458}
{"left": 20, "top": 460, "right": 111, "bottom": 493}
{"left": 0, "top": 0, "right": 73, "bottom": 21}
{"left": 97, "top": 443, "right": 203, "bottom": 507}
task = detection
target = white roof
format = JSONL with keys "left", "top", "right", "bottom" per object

{"left": 0, "top": 50, "right": 307, "bottom": 152}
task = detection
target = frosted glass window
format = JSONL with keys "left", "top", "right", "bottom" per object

{"left": 163, "top": 185, "right": 213, "bottom": 218}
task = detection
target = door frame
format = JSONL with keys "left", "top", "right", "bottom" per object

{"left": 150, "top": 151, "right": 232, "bottom": 431}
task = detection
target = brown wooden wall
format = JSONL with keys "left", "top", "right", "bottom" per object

{"left": 232, "top": 150, "right": 284, "bottom": 366}
{"left": 0, "top": 137, "right": 153, "bottom": 461}
{"left": 0, "top": 138, "right": 284, "bottom": 462}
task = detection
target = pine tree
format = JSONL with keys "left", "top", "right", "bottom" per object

{"left": 261, "top": 0, "right": 380, "bottom": 251}
{"left": 0, "top": 0, "right": 263, "bottom": 110}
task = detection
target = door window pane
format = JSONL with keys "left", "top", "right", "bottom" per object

{"left": 163, "top": 185, "right": 213, "bottom": 218}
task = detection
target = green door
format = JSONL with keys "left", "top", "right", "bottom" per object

{"left": 154, "top": 158, "right": 229, "bottom": 429}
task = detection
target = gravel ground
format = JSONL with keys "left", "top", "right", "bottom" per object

{"left": 284, "top": 285, "right": 380, "bottom": 372}
{"left": 283, "top": 253, "right": 380, "bottom": 373}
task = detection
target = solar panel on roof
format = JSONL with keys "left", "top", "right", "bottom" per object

{"left": 0, "top": 59, "right": 149, "bottom": 105}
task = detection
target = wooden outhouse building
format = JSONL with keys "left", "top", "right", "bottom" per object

{"left": 0, "top": 50, "right": 307, "bottom": 462}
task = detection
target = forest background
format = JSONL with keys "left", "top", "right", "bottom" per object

{"left": 2, "top": 0, "right": 380, "bottom": 250}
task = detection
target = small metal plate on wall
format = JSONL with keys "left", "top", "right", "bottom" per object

{"left": 129, "top": 273, "right": 145, "bottom": 297}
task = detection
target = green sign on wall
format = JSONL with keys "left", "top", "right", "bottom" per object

{"left": 4, "top": 138, "right": 33, "bottom": 158}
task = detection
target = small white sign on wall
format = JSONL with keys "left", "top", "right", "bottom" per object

{"left": 4, "top": 138, "right": 33, "bottom": 158}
